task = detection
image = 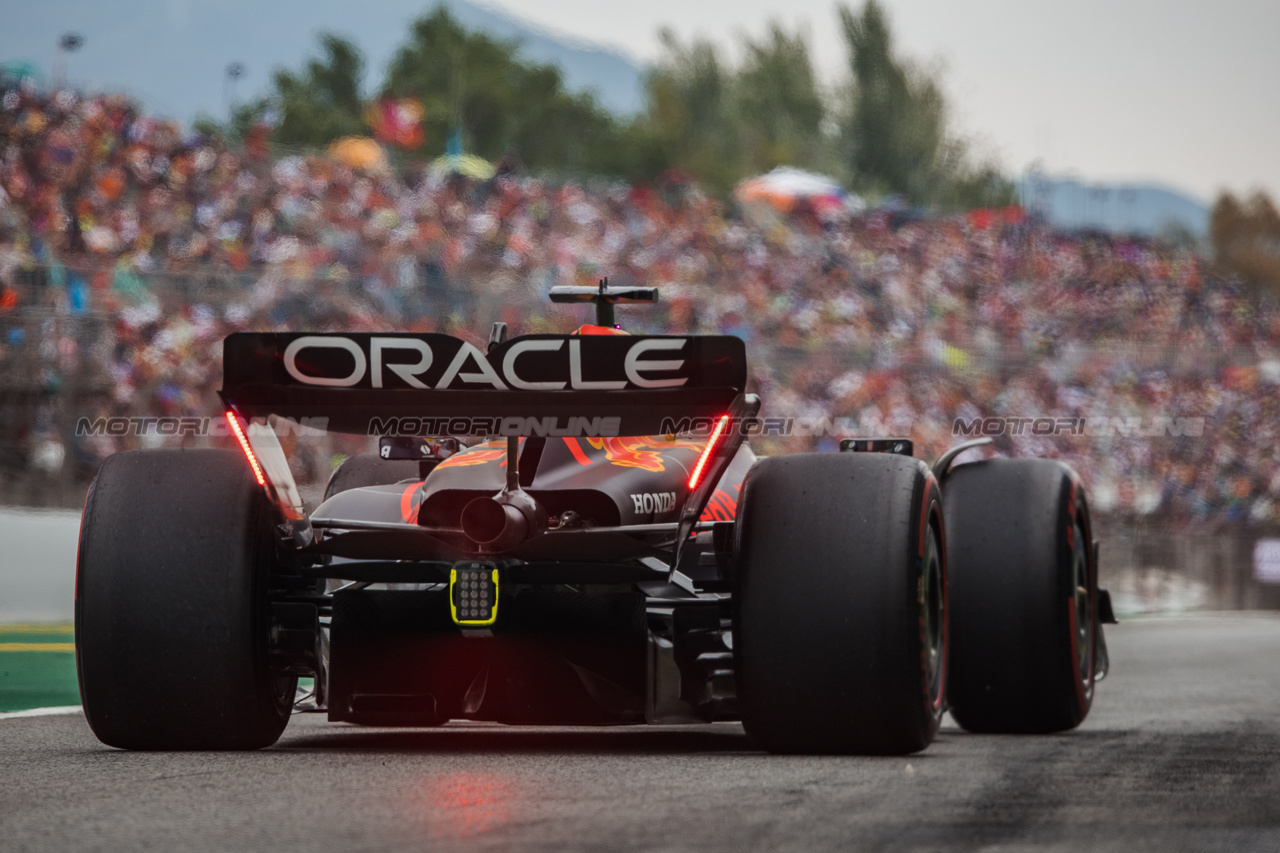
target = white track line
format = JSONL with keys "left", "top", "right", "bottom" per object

{"left": 0, "top": 705, "right": 82, "bottom": 720}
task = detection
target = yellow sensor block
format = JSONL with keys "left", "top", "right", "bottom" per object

{"left": 450, "top": 563, "right": 499, "bottom": 626}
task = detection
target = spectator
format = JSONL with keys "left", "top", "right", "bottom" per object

{"left": 1, "top": 85, "right": 1278, "bottom": 527}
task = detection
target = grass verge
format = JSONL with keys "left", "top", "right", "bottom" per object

{"left": 0, "top": 623, "right": 80, "bottom": 712}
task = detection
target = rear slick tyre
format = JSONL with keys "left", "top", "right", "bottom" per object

{"left": 734, "top": 453, "right": 947, "bottom": 755}
{"left": 75, "top": 449, "right": 294, "bottom": 750}
{"left": 943, "top": 458, "right": 1097, "bottom": 733}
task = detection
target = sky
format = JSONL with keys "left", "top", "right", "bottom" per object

{"left": 481, "top": 0, "right": 1280, "bottom": 203}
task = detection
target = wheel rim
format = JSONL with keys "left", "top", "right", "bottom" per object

{"left": 922, "top": 524, "right": 945, "bottom": 709}
{"left": 271, "top": 670, "right": 296, "bottom": 716}
{"left": 252, "top": 495, "right": 299, "bottom": 722}
{"left": 1070, "top": 517, "right": 1093, "bottom": 701}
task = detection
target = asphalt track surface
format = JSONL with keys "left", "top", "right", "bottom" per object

{"left": 2, "top": 616, "right": 1278, "bottom": 853}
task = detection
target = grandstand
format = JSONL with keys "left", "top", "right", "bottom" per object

{"left": 2, "top": 84, "right": 1279, "bottom": 602}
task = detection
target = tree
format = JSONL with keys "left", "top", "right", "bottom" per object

{"left": 1211, "top": 190, "right": 1280, "bottom": 295}
{"left": 639, "top": 29, "right": 739, "bottom": 191}
{"left": 838, "top": 1, "right": 944, "bottom": 200}
{"left": 735, "top": 23, "right": 829, "bottom": 175}
{"left": 637, "top": 22, "right": 830, "bottom": 193}
{"left": 191, "top": 4, "right": 1016, "bottom": 203}
{"left": 835, "top": 1, "right": 1011, "bottom": 207}
{"left": 271, "top": 34, "right": 367, "bottom": 147}
{"left": 381, "top": 8, "right": 619, "bottom": 171}
{"left": 933, "top": 152, "right": 1016, "bottom": 209}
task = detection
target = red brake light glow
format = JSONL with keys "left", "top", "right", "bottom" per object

{"left": 225, "top": 410, "right": 267, "bottom": 487}
{"left": 687, "top": 415, "right": 730, "bottom": 491}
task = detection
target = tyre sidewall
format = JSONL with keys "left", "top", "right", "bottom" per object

{"left": 944, "top": 458, "right": 1096, "bottom": 733}
{"left": 76, "top": 449, "right": 292, "bottom": 749}
{"left": 733, "top": 453, "right": 946, "bottom": 754}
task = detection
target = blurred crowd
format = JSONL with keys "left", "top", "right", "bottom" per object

{"left": 2, "top": 85, "right": 1279, "bottom": 527}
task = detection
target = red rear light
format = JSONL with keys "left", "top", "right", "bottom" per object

{"left": 225, "top": 410, "right": 267, "bottom": 487}
{"left": 687, "top": 415, "right": 730, "bottom": 491}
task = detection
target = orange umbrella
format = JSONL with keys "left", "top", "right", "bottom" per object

{"left": 326, "top": 137, "right": 389, "bottom": 173}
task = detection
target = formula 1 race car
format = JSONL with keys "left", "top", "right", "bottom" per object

{"left": 75, "top": 284, "right": 1114, "bottom": 753}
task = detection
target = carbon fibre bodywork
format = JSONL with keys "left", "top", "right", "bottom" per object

{"left": 314, "top": 436, "right": 752, "bottom": 534}
{"left": 310, "top": 437, "right": 754, "bottom": 727}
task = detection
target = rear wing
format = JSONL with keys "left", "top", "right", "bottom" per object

{"left": 220, "top": 332, "right": 747, "bottom": 437}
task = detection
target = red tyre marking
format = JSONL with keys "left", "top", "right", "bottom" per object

{"left": 1065, "top": 475, "right": 1091, "bottom": 713}
{"left": 74, "top": 484, "right": 91, "bottom": 602}
{"left": 1068, "top": 597, "right": 1088, "bottom": 712}
{"left": 918, "top": 472, "right": 935, "bottom": 557}
{"left": 917, "top": 479, "right": 947, "bottom": 713}
{"left": 934, "top": 500, "right": 949, "bottom": 712}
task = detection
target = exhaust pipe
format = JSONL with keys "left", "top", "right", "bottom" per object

{"left": 460, "top": 489, "right": 547, "bottom": 551}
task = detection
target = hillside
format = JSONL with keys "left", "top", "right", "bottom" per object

{"left": 0, "top": 0, "right": 646, "bottom": 122}
{"left": 1018, "top": 175, "right": 1209, "bottom": 240}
